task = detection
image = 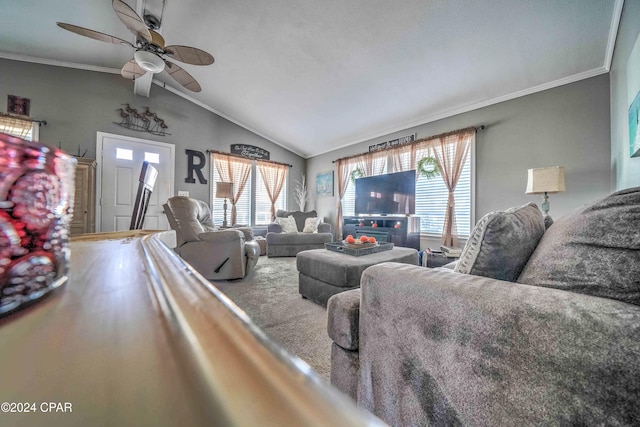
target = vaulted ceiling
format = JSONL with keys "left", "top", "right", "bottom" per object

{"left": 0, "top": 0, "right": 623, "bottom": 158}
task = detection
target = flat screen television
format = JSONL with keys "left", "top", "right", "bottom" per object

{"left": 355, "top": 170, "right": 416, "bottom": 215}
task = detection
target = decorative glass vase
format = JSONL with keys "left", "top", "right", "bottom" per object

{"left": 0, "top": 132, "right": 76, "bottom": 316}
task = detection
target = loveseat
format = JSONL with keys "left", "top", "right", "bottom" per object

{"left": 266, "top": 209, "right": 333, "bottom": 257}
{"left": 328, "top": 187, "right": 640, "bottom": 426}
{"left": 163, "top": 196, "right": 260, "bottom": 280}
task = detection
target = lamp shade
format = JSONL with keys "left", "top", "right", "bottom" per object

{"left": 526, "top": 166, "right": 565, "bottom": 194}
{"left": 134, "top": 50, "right": 165, "bottom": 73}
{"left": 215, "top": 182, "right": 233, "bottom": 199}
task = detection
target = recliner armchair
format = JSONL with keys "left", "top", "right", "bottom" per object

{"left": 163, "top": 196, "right": 260, "bottom": 280}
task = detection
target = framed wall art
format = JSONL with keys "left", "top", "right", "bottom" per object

{"left": 627, "top": 30, "right": 640, "bottom": 158}
{"left": 7, "top": 95, "right": 30, "bottom": 116}
{"left": 316, "top": 171, "right": 334, "bottom": 197}
{"left": 629, "top": 91, "right": 640, "bottom": 157}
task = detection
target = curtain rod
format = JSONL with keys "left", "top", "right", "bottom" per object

{"left": 0, "top": 112, "right": 47, "bottom": 126}
{"left": 206, "top": 149, "right": 292, "bottom": 167}
{"left": 332, "top": 125, "right": 484, "bottom": 163}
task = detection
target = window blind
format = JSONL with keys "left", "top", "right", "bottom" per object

{"left": 0, "top": 115, "right": 36, "bottom": 140}
{"left": 211, "top": 156, "right": 252, "bottom": 226}
{"left": 416, "top": 154, "right": 471, "bottom": 237}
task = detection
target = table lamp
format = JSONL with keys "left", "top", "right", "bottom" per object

{"left": 215, "top": 181, "right": 233, "bottom": 227}
{"left": 525, "top": 166, "right": 565, "bottom": 216}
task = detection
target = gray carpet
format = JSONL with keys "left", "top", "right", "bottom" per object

{"left": 212, "top": 257, "right": 332, "bottom": 380}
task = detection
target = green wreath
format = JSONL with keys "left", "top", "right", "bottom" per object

{"left": 417, "top": 156, "right": 440, "bottom": 180}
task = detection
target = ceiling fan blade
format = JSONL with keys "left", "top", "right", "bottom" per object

{"left": 56, "top": 22, "right": 134, "bottom": 47}
{"left": 121, "top": 59, "right": 146, "bottom": 80}
{"left": 164, "top": 45, "right": 214, "bottom": 66}
{"left": 165, "top": 61, "right": 202, "bottom": 92}
{"left": 112, "top": 0, "right": 151, "bottom": 43}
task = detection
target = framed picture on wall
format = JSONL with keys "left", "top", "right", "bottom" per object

{"left": 629, "top": 90, "right": 640, "bottom": 157}
{"left": 7, "top": 95, "right": 30, "bottom": 116}
{"left": 627, "top": 31, "right": 640, "bottom": 158}
{"left": 316, "top": 171, "right": 334, "bottom": 197}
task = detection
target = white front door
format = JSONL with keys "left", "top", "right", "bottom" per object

{"left": 96, "top": 132, "right": 175, "bottom": 232}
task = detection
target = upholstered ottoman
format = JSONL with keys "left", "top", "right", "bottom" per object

{"left": 296, "top": 247, "right": 419, "bottom": 306}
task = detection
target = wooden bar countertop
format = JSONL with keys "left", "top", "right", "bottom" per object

{"left": 0, "top": 231, "right": 383, "bottom": 427}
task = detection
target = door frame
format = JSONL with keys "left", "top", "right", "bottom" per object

{"left": 95, "top": 131, "right": 175, "bottom": 232}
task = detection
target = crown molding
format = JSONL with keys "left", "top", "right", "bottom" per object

{"left": 0, "top": 51, "right": 121, "bottom": 74}
{"left": 310, "top": 66, "right": 610, "bottom": 159}
{"left": 604, "top": 0, "right": 624, "bottom": 71}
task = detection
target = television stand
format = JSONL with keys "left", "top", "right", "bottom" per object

{"left": 342, "top": 216, "right": 420, "bottom": 250}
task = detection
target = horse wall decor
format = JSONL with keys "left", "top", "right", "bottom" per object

{"left": 114, "top": 104, "right": 170, "bottom": 136}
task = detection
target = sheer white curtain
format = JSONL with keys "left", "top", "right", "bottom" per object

{"left": 334, "top": 127, "right": 474, "bottom": 243}
{"left": 355, "top": 150, "right": 387, "bottom": 177}
{"left": 430, "top": 130, "right": 474, "bottom": 246}
{"left": 390, "top": 143, "right": 416, "bottom": 173}
{"left": 335, "top": 158, "right": 359, "bottom": 240}
{"left": 257, "top": 160, "right": 288, "bottom": 220}
{"left": 212, "top": 152, "right": 253, "bottom": 226}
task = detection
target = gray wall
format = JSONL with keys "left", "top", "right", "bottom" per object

{"left": 1, "top": 57, "right": 614, "bottom": 233}
{"left": 307, "top": 74, "right": 611, "bottom": 230}
{"left": 610, "top": 0, "right": 640, "bottom": 190}
{"left": 0, "top": 59, "right": 305, "bottom": 205}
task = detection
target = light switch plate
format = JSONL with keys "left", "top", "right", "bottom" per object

{"left": 178, "top": 191, "right": 189, "bottom": 197}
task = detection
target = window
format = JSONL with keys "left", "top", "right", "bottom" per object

{"left": 0, "top": 114, "right": 38, "bottom": 141}
{"left": 342, "top": 183, "right": 356, "bottom": 218}
{"left": 341, "top": 131, "right": 474, "bottom": 239}
{"left": 210, "top": 153, "right": 288, "bottom": 227}
{"left": 144, "top": 152, "right": 160, "bottom": 164}
{"left": 211, "top": 155, "right": 252, "bottom": 226}
{"left": 116, "top": 148, "right": 133, "bottom": 160}
{"left": 255, "top": 169, "right": 287, "bottom": 225}
{"left": 211, "top": 180, "right": 251, "bottom": 226}
{"left": 416, "top": 154, "right": 471, "bottom": 236}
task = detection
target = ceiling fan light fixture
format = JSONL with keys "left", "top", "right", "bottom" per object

{"left": 134, "top": 50, "right": 165, "bottom": 73}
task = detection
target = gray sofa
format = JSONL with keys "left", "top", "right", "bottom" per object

{"left": 164, "top": 196, "right": 260, "bottom": 280}
{"left": 266, "top": 209, "right": 333, "bottom": 257}
{"left": 328, "top": 187, "right": 640, "bottom": 426}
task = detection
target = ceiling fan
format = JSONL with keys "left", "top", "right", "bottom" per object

{"left": 57, "top": 0, "right": 214, "bottom": 96}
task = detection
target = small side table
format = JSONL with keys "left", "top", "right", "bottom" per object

{"left": 423, "top": 249, "right": 459, "bottom": 268}
{"left": 254, "top": 236, "right": 267, "bottom": 256}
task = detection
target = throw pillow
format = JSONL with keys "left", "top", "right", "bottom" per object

{"left": 517, "top": 187, "right": 640, "bottom": 306}
{"left": 275, "top": 215, "right": 298, "bottom": 233}
{"left": 454, "top": 202, "right": 545, "bottom": 282}
{"left": 303, "top": 217, "right": 322, "bottom": 233}
{"left": 276, "top": 209, "right": 318, "bottom": 232}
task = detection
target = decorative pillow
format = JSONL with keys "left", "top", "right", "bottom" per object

{"left": 303, "top": 217, "right": 322, "bottom": 233}
{"left": 275, "top": 215, "right": 298, "bottom": 233}
{"left": 454, "top": 203, "right": 545, "bottom": 282}
{"left": 517, "top": 187, "right": 640, "bottom": 306}
{"left": 276, "top": 209, "right": 318, "bottom": 232}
